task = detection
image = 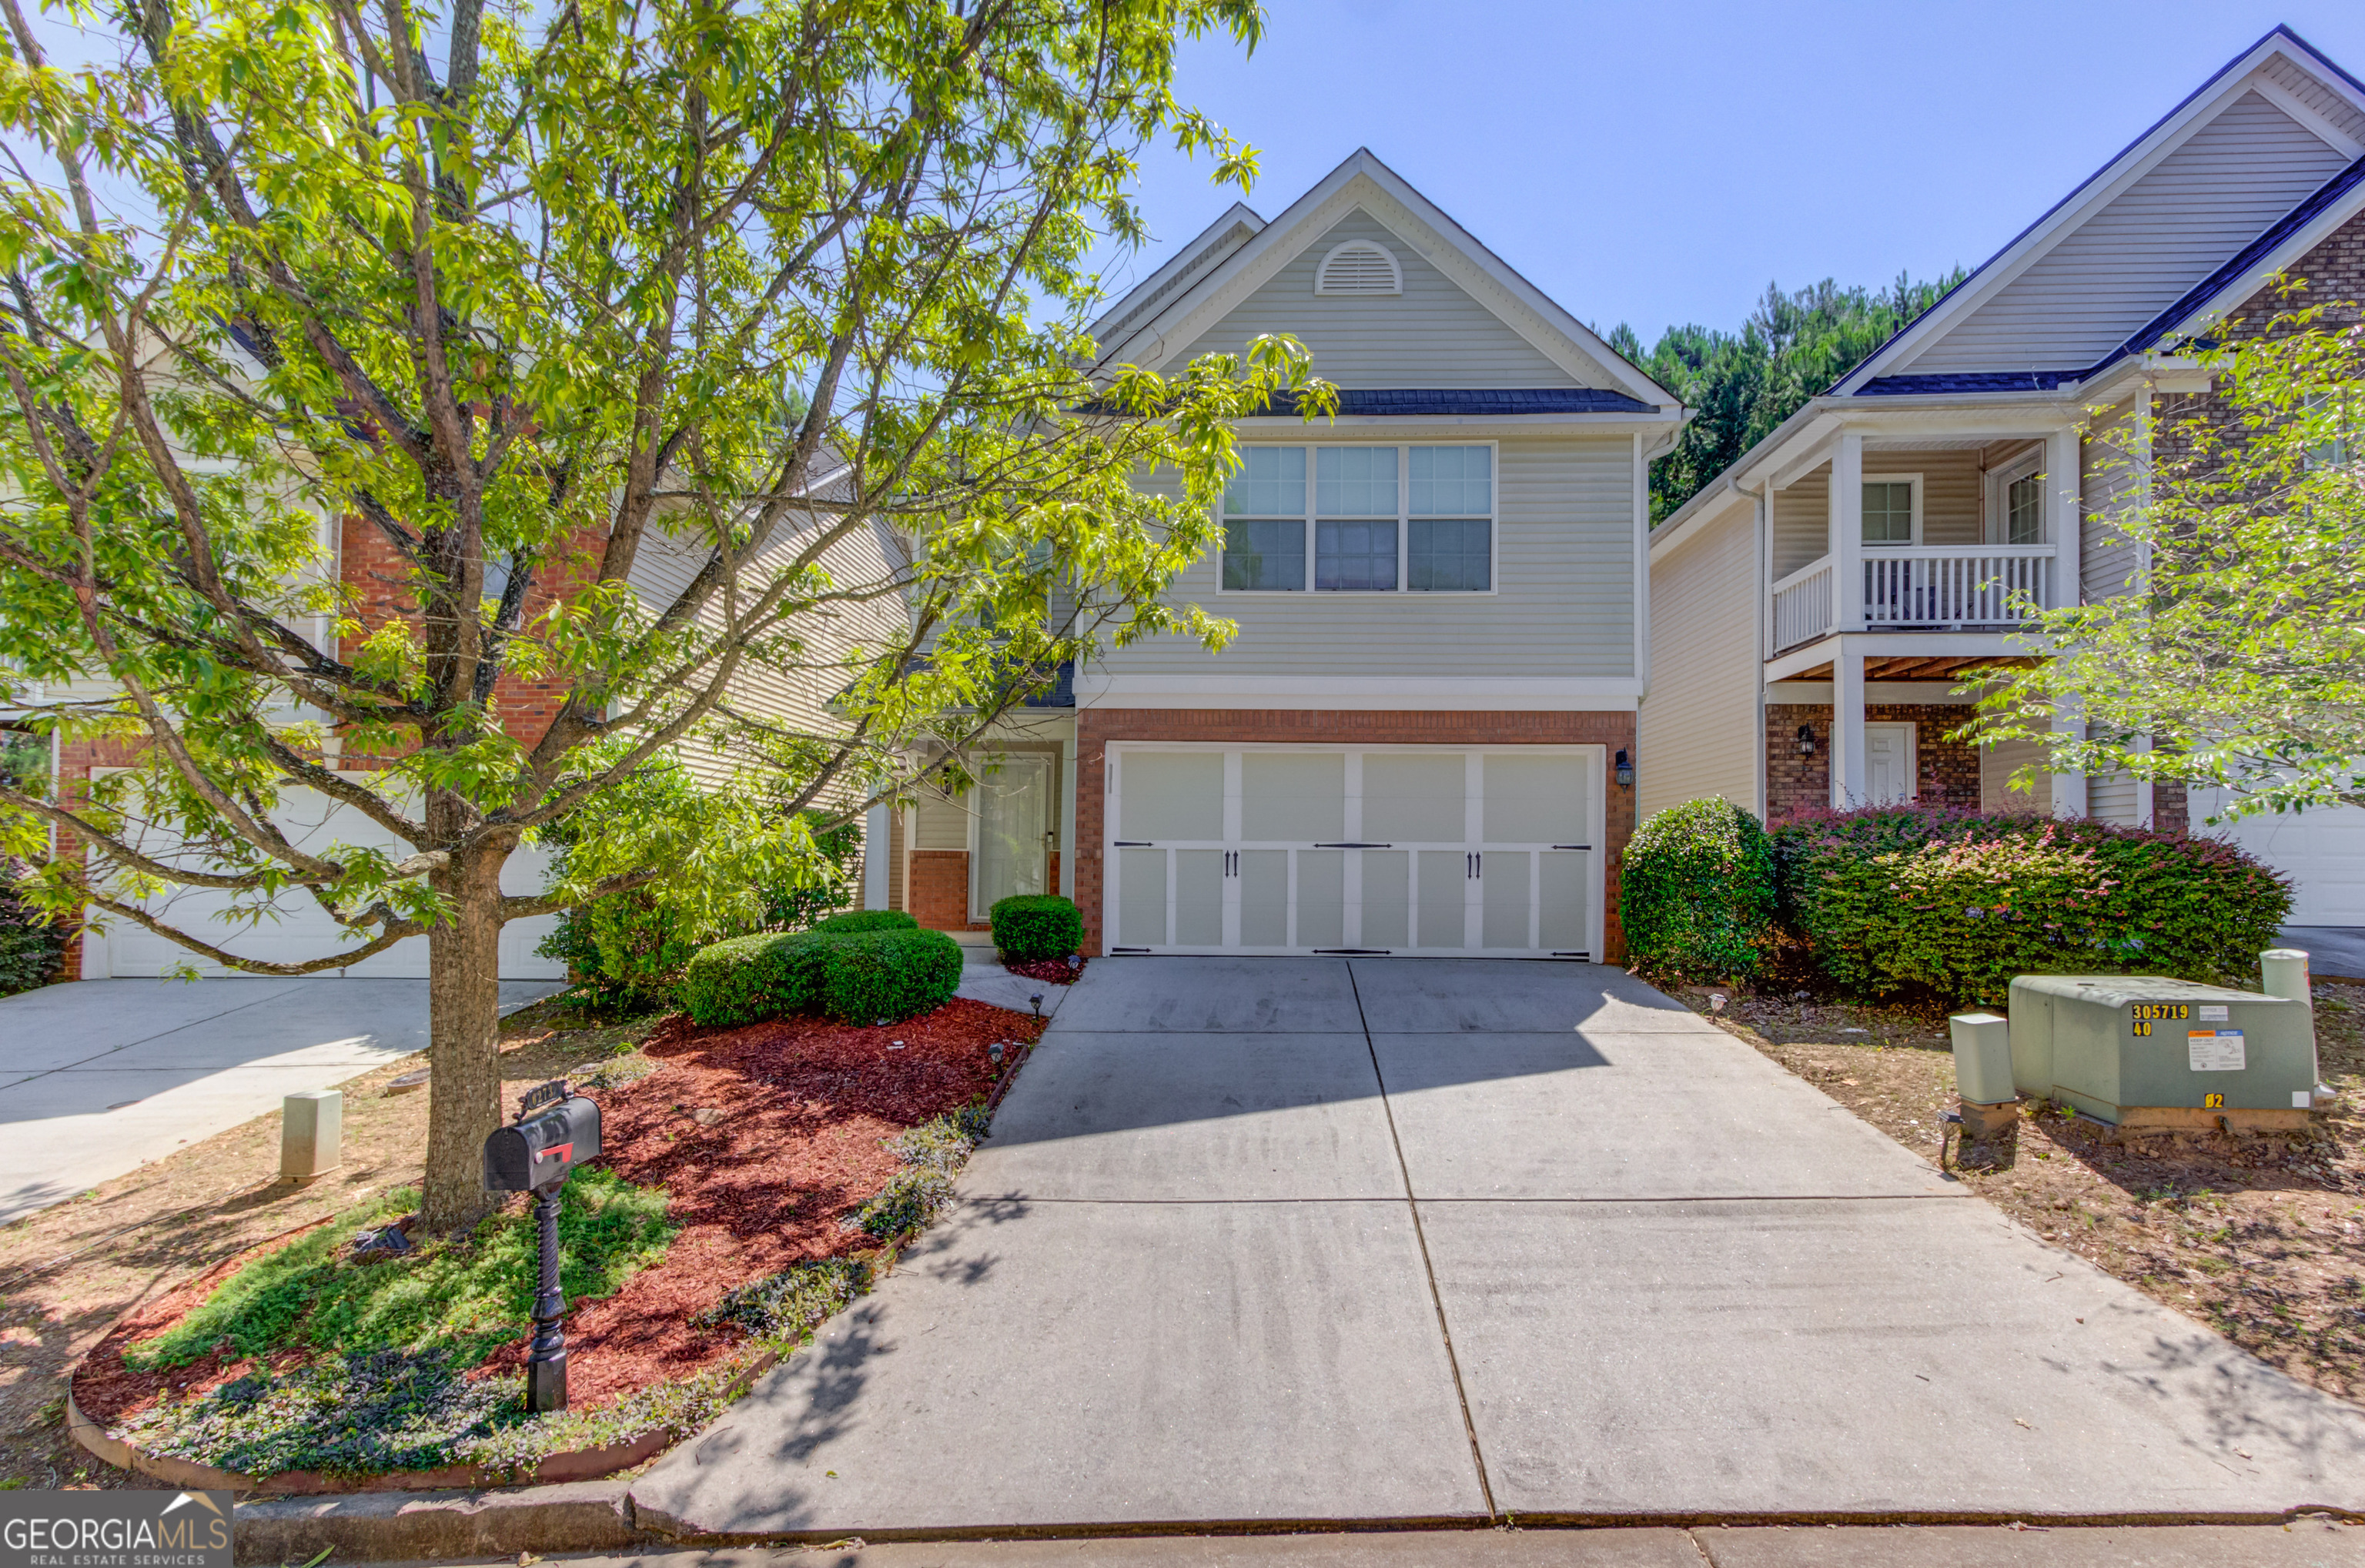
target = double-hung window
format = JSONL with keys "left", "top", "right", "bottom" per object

{"left": 1861, "top": 477, "right": 1918, "bottom": 546}
{"left": 1222, "top": 443, "right": 1494, "bottom": 593}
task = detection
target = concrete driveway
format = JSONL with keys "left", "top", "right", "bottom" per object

{"left": 631, "top": 958, "right": 2365, "bottom": 1536}
{"left": 0, "top": 977, "right": 560, "bottom": 1224}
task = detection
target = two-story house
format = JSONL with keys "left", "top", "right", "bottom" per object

{"left": 870, "top": 150, "right": 1685, "bottom": 963}
{"left": 1637, "top": 25, "right": 2365, "bottom": 926}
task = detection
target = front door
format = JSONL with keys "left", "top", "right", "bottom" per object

{"left": 971, "top": 756, "right": 1052, "bottom": 921}
{"left": 1864, "top": 723, "right": 1917, "bottom": 806}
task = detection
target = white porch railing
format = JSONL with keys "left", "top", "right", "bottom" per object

{"left": 1770, "top": 547, "right": 2056, "bottom": 652}
{"left": 1862, "top": 546, "right": 2054, "bottom": 628}
{"left": 1771, "top": 560, "right": 1835, "bottom": 652}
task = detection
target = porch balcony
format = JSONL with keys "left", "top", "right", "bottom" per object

{"left": 1770, "top": 544, "right": 2056, "bottom": 653}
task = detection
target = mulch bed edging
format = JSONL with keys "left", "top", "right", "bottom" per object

{"left": 65, "top": 996, "right": 1046, "bottom": 1496}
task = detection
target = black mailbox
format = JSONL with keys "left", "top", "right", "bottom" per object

{"left": 484, "top": 1092, "right": 601, "bottom": 1192}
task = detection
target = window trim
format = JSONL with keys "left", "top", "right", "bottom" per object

{"left": 1859, "top": 472, "right": 1923, "bottom": 547}
{"left": 1217, "top": 441, "right": 1499, "bottom": 597}
{"left": 1984, "top": 451, "right": 2046, "bottom": 545}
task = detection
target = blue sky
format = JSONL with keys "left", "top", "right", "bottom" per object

{"left": 1105, "top": 2, "right": 2365, "bottom": 346}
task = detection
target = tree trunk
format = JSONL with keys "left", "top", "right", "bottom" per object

{"left": 419, "top": 829, "right": 513, "bottom": 1235}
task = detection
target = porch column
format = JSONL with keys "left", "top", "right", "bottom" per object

{"left": 1833, "top": 433, "right": 1865, "bottom": 630}
{"left": 1831, "top": 643, "right": 1868, "bottom": 810}
{"left": 2051, "top": 699, "right": 2089, "bottom": 818}
{"left": 862, "top": 801, "right": 891, "bottom": 910}
{"left": 2046, "top": 423, "right": 2082, "bottom": 607}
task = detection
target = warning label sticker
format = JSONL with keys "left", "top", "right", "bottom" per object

{"left": 2189, "top": 1029, "right": 2247, "bottom": 1072}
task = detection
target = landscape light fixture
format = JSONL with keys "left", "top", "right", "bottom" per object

{"left": 1796, "top": 724, "right": 1816, "bottom": 757}
{"left": 1614, "top": 750, "right": 1634, "bottom": 789}
{"left": 1031, "top": 992, "right": 1045, "bottom": 1017}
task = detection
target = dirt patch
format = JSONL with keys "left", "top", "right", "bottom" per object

{"left": 1676, "top": 981, "right": 2365, "bottom": 1404}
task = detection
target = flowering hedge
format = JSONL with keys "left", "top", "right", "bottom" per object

{"left": 1771, "top": 806, "right": 2290, "bottom": 1006}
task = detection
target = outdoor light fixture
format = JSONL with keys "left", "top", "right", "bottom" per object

{"left": 1030, "top": 992, "right": 1045, "bottom": 1017}
{"left": 1614, "top": 749, "right": 1634, "bottom": 789}
{"left": 1796, "top": 724, "right": 1816, "bottom": 757}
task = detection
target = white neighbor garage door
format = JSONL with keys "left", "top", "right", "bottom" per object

{"left": 2193, "top": 791, "right": 2365, "bottom": 927}
{"left": 1106, "top": 744, "right": 1604, "bottom": 959}
{"left": 83, "top": 776, "right": 566, "bottom": 979}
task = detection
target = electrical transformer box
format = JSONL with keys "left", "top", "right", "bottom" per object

{"left": 2006, "top": 975, "right": 2316, "bottom": 1128}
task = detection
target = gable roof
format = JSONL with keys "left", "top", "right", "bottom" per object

{"left": 1088, "top": 149, "right": 1681, "bottom": 412}
{"left": 1834, "top": 25, "right": 2365, "bottom": 398}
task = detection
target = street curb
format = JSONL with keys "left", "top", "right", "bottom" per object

{"left": 232, "top": 1481, "right": 653, "bottom": 1564}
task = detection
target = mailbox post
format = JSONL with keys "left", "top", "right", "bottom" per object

{"left": 483, "top": 1080, "right": 602, "bottom": 1413}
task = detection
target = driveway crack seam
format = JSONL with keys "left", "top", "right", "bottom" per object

{"left": 1346, "top": 959, "right": 1498, "bottom": 1523}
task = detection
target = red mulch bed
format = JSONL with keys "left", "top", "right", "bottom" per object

{"left": 1003, "top": 956, "right": 1086, "bottom": 985}
{"left": 74, "top": 998, "right": 1043, "bottom": 1426}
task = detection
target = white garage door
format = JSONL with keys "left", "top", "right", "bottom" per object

{"left": 1105, "top": 745, "right": 1604, "bottom": 959}
{"left": 84, "top": 775, "right": 564, "bottom": 980}
{"left": 2191, "top": 789, "right": 2365, "bottom": 926}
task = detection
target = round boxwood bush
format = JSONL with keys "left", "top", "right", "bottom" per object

{"left": 1772, "top": 805, "right": 2292, "bottom": 1007}
{"left": 1621, "top": 797, "right": 1778, "bottom": 981}
{"left": 989, "top": 894, "right": 1082, "bottom": 961}
{"left": 679, "top": 922, "right": 961, "bottom": 1027}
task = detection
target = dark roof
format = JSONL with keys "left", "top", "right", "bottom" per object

{"left": 1855, "top": 369, "right": 2081, "bottom": 397}
{"left": 1020, "top": 660, "right": 1075, "bottom": 709}
{"left": 1831, "top": 25, "right": 2353, "bottom": 399}
{"left": 1253, "top": 387, "right": 1656, "bottom": 416}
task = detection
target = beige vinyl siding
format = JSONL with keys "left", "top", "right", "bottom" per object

{"left": 2261, "top": 55, "right": 2365, "bottom": 146}
{"left": 2089, "top": 767, "right": 2140, "bottom": 827}
{"left": 624, "top": 510, "right": 902, "bottom": 792}
{"left": 1096, "top": 435, "right": 1634, "bottom": 680}
{"left": 1174, "top": 209, "right": 1580, "bottom": 389}
{"left": 1905, "top": 92, "right": 2351, "bottom": 373}
{"left": 1771, "top": 466, "right": 1828, "bottom": 577}
{"left": 886, "top": 807, "right": 908, "bottom": 911}
{"left": 914, "top": 788, "right": 968, "bottom": 850}
{"left": 1638, "top": 505, "right": 1761, "bottom": 820}
{"left": 2081, "top": 399, "right": 2145, "bottom": 601}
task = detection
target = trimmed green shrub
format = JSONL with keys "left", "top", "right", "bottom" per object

{"left": 1774, "top": 806, "right": 2292, "bottom": 1007}
{"left": 988, "top": 894, "right": 1082, "bottom": 961}
{"left": 678, "top": 931, "right": 821, "bottom": 1026}
{"left": 1622, "top": 798, "right": 1778, "bottom": 981}
{"left": 810, "top": 909, "right": 919, "bottom": 935}
{"left": 811, "top": 927, "right": 964, "bottom": 1024}
{"left": 0, "top": 856, "right": 68, "bottom": 998}
{"left": 680, "top": 923, "right": 961, "bottom": 1027}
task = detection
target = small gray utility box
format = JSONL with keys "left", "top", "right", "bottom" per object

{"left": 2006, "top": 975, "right": 2314, "bottom": 1129}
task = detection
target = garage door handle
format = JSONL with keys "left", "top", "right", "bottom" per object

{"left": 1313, "top": 841, "right": 1391, "bottom": 848}
{"left": 1113, "top": 840, "right": 1153, "bottom": 847}
{"left": 1551, "top": 844, "right": 1591, "bottom": 851}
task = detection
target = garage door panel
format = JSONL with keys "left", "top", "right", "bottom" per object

{"left": 1239, "top": 851, "right": 1290, "bottom": 947}
{"left": 1540, "top": 851, "right": 1587, "bottom": 951}
{"left": 1118, "top": 847, "right": 1168, "bottom": 947}
{"left": 1120, "top": 752, "right": 1223, "bottom": 841}
{"left": 1176, "top": 850, "right": 1224, "bottom": 946}
{"left": 1361, "top": 851, "right": 1410, "bottom": 948}
{"left": 1242, "top": 754, "right": 1343, "bottom": 842}
{"left": 1417, "top": 851, "right": 1467, "bottom": 950}
{"left": 1482, "top": 851, "right": 1532, "bottom": 950}
{"left": 1363, "top": 754, "right": 1464, "bottom": 842}
{"left": 1296, "top": 850, "right": 1345, "bottom": 948}
{"left": 1484, "top": 754, "right": 1587, "bottom": 845}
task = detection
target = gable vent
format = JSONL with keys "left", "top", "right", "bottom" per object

{"left": 1315, "top": 240, "right": 1403, "bottom": 297}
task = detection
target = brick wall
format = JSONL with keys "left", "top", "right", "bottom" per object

{"left": 908, "top": 850, "right": 979, "bottom": 931}
{"left": 1073, "top": 708, "right": 1638, "bottom": 961}
{"left": 1764, "top": 703, "right": 1982, "bottom": 822}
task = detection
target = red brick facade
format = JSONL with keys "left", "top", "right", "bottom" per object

{"left": 1074, "top": 708, "right": 1638, "bottom": 962}
{"left": 1764, "top": 702, "right": 1985, "bottom": 822}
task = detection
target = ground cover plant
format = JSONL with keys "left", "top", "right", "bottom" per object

{"left": 1622, "top": 799, "right": 1778, "bottom": 982}
{"left": 65, "top": 995, "right": 1041, "bottom": 1479}
{"left": 1670, "top": 981, "right": 2363, "bottom": 1402}
{"left": 1773, "top": 805, "right": 2291, "bottom": 1006}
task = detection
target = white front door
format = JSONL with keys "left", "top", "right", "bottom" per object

{"left": 972, "top": 756, "right": 1052, "bottom": 921}
{"left": 1106, "top": 745, "right": 1604, "bottom": 960}
{"left": 1864, "top": 724, "right": 1917, "bottom": 807}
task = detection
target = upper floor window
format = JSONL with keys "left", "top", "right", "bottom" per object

{"left": 1862, "top": 477, "right": 1919, "bottom": 546}
{"left": 1223, "top": 445, "right": 1494, "bottom": 593}
{"left": 2004, "top": 471, "right": 2044, "bottom": 545}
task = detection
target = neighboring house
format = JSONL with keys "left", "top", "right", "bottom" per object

{"left": 22, "top": 489, "right": 902, "bottom": 980}
{"left": 867, "top": 149, "right": 1685, "bottom": 963}
{"left": 1638, "top": 25, "right": 2365, "bottom": 925}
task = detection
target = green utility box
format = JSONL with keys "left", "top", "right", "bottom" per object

{"left": 2006, "top": 975, "right": 2316, "bottom": 1129}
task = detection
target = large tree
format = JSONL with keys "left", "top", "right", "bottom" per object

{"left": 1970, "top": 293, "right": 2365, "bottom": 820}
{"left": 0, "top": 0, "right": 1326, "bottom": 1230}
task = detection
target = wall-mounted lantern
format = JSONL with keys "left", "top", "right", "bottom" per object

{"left": 1614, "top": 749, "right": 1634, "bottom": 789}
{"left": 1795, "top": 724, "right": 1816, "bottom": 757}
